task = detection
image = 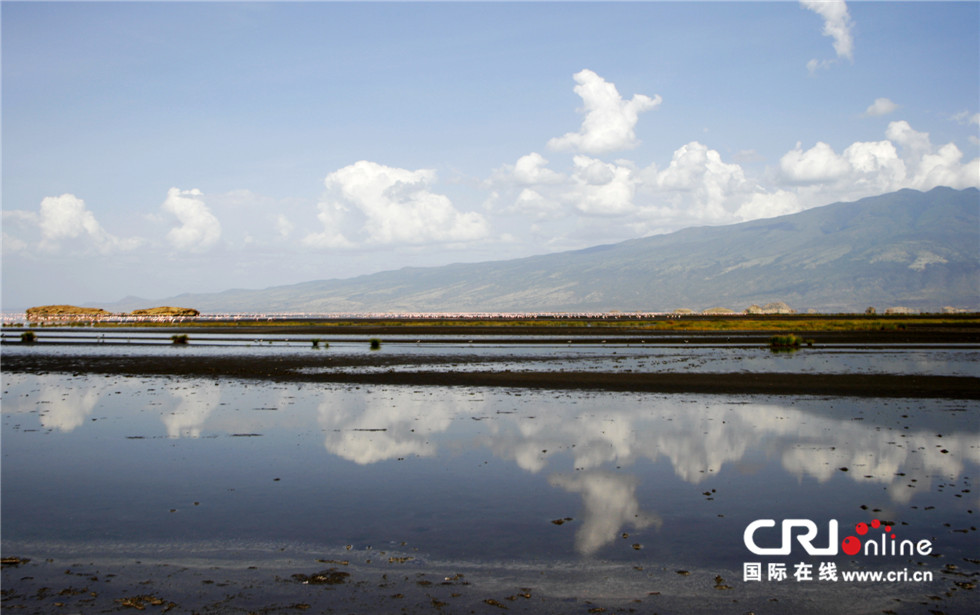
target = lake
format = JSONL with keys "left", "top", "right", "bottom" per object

{"left": 2, "top": 337, "right": 978, "bottom": 613}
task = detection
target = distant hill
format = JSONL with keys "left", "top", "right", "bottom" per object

{"left": 102, "top": 187, "right": 979, "bottom": 314}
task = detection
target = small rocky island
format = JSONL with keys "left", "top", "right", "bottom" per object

{"left": 25, "top": 305, "right": 199, "bottom": 321}
{"left": 127, "top": 307, "right": 200, "bottom": 317}
{"left": 25, "top": 305, "right": 113, "bottom": 319}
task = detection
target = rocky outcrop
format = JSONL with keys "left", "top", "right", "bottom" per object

{"left": 128, "top": 307, "right": 200, "bottom": 317}
{"left": 884, "top": 306, "right": 917, "bottom": 315}
{"left": 26, "top": 305, "right": 113, "bottom": 319}
{"left": 24, "top": 304, "right": 200, "bottom": 321}
{"left": 745, "top": 301, "right": 795, "bottom": 315}
{"left": 942, "top": 306, "right": 973, "bottom": 314}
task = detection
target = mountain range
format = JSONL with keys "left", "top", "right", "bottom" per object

{"left": 102, "top": 186, "right": 979, "bottom": 314}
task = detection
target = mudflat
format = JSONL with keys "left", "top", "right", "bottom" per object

{"left": 4, "top": 351, "right": 979, "bottom": 399}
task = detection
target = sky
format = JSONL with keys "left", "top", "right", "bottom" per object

{"left": 2, "top": 1, "right": 978, "bottom": 311}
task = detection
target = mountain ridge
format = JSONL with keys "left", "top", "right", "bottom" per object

{"left": 98, "top": 187, "right": 980, "bottom": 313}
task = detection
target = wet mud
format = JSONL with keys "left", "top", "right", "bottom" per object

{"left": 5, "top": 552, "right": 977, "bottom": 615}
{"left": 4, "top": 351, "right": 978, "bottom": 399}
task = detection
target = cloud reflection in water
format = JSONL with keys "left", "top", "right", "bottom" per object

{"left": 37, "top": 385, "right": 101, "bottom": 432}
{"left": 4, "top": 374, "right": 977, "bottom": 558}
{"left": 162, "top": 385, "right": 222, "bottom": 438}
{"left": 317, "top": 391, "right": 455, "bottom": 464}
{"left": 550, "top": 471, "right": 662, "bottom": 555}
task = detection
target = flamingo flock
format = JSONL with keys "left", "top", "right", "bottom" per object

{"left": 0, "top": 310, "right": 715, "bottom": 327}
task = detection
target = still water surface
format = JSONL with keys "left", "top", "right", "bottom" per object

{"left": 2, "top": 344, "right": 978, "bottom": 612}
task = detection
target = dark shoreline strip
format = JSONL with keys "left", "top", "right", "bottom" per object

{"left": 305, "top": 371, "right": 980, "bottom": 399}
{"left": 4, "top": 354, "right": 978, "bottom": 399}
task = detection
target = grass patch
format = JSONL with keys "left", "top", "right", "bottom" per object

{"left": 170, "top": 334, "right": 189, "bottom": 345}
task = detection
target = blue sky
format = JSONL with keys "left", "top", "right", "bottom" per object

{"left": 3, "top": 1, "right": 978, "bottom": 310}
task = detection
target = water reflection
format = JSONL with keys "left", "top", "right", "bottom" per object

{"left": 316, "top": 392, "right": 455, "bottom": 464}
{"left": 549, "top": 471, "right": 662, "bottom": 555}
{"left": 2, "top": 374, "right": 977, "bottom": 560}
{"left": 37, "top": 384, "right": 101, "bottom": 432}
{"left": 162, "top": 385, "right": 222, "bottom": 438}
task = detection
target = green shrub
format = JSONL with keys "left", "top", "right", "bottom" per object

{"left": 369, "top": 338, "right": 382, "bottom": 350}
{"left": 768, "top": 334, "right": 802, "bottom": 348}
{"left": 20, "top": 331, "right": 36, "bottom": 343}
{"left": 171, "top": 334, "right": 189, "bottom": 345}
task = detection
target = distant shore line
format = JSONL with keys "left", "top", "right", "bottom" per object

{"left": 4, "top": 312, "right": 980, "bottom": 342}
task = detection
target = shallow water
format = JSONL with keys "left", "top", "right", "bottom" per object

{"left": 2, "top": 363, "right": 978, "bottom": 612}
{"left": 3, "top": 334, "right": 979, "bottom": 376}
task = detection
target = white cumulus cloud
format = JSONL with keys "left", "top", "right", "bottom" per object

{"left": 511, "top": 152, "right": 565, "bottom": 184}
{"left": 489, "top": 152, "right": 565, "bottom": 187}
{"left": 485, "top": 153, "right": 566, "bottom": 218}
{"left": 801, "top": 0, "right": 854, "bottom": 72}
{"left": 885, "top": 120, "right": 933, "bottom": 167}
{"left": 567, "top": 156, "right": 638, "bottom": 215}
{"left": 34, "top": 193, "right": 140, "bottom": 254}
{"left": 655, "top": 141, "right": 751, "bottom": 221}
{"left": 864, "top": 97, "right": 898, "bottom": 117}
{"left": 779, "top": 138, "right": 908, "bottom": 194}
{"left": 779, "top": 141, "right": 853, "bottom": 184}
{"left": 480, "top": 67, "right": 976, "bottom": 251}
{"left": 548, "top": 69, "right": 661, "bottom": 154}
{"left": 161, "top": 187, "right": 222, "bottom": 252}
{"left": 912, "top": 142, "right": 979, "bottom": 190}
{"left": 275, "top": 214, "right": 294, "bottom": 239}
{"left": 881, "top": 121, "right": 978, "bottom": 190}
{"left": 734, "top": 190, "right": 804, "bottom": 221}
{"left": 777, "top": 121, "right": 978, "bottom": 204}
{"left": 513, "top": 188, "right": 562, "bottom": 219}
{"left": 304, "top": 160, "right": 488, "bottom": 247}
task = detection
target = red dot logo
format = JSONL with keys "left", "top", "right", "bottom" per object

{"left": 841, "top": 535, "right": 862, "bottom": 556}
{"left": 871, "top": 519, "right": 881, "bottom": 529}
{"left": 855, "top": 522, "right": 868, "bottom": 535}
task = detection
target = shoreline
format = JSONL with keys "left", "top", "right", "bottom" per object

{"left": 4, "top": 542, "right": 973, "bottom": 615}
{"left": 5, "top": 312, "right": 980, "bottom": 337}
